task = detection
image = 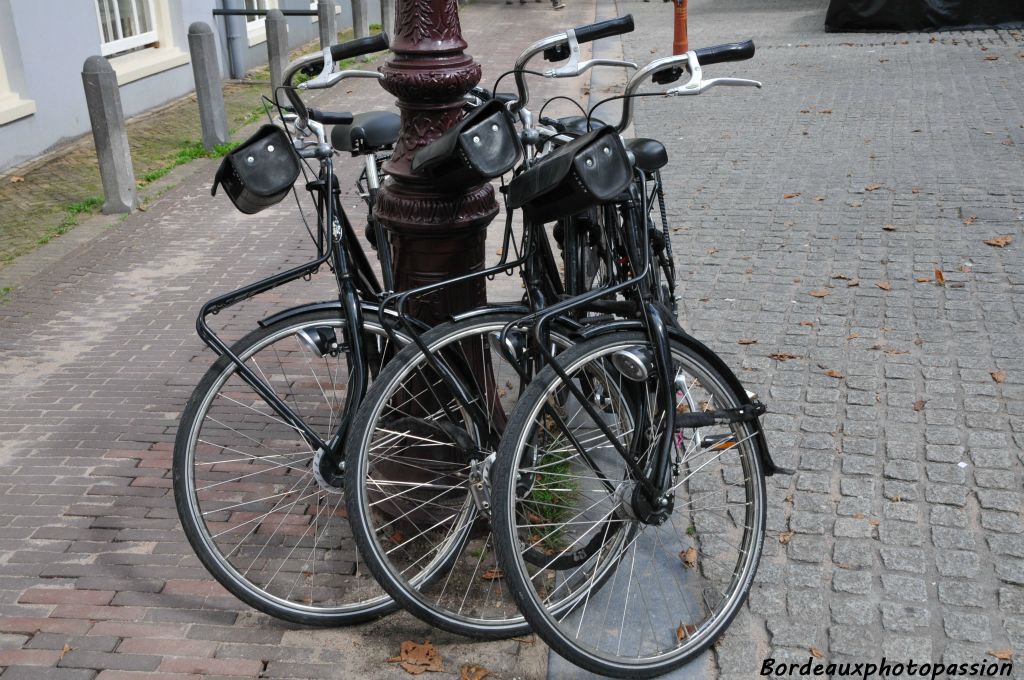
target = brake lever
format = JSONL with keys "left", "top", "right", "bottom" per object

{"left": 662, "top": 51, "right": 761, "bottom": 96}
{"left": 544, "top": 29, "right": 638, "bottom": 78}
{"left": 300, "top": 69, "right": 385, "bottom": 90}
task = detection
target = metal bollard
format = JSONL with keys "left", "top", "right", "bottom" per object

{"left": 352, "top": 0, "right": 369, "bottom": 40}
{"left": 266, "top": 9, "right": 289, "bottom": 105}
{"left": 81, "top": 56, "right": 136, "bottom": 214}
{"left": 318, "top": 0, "right": 337, "bottom": 49}
{"left": 188, "top": 22, "right": 229, "bottom": 151}
{"left": 380, "top": 0, "right": 395, "bottom": 42}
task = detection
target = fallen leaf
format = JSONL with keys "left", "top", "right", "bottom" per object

{"left": 799, "top": 109, "right": 811, "bottom": 114}
{"left": 768, "top": 352, "right": 799, "bottom": 361}
{"left": 1002, "top": 138, "right": 1015, "bottom": 146}
{"left": 848, "top": 279, "right": 860, "bottom": 287}
{"left": 847, "top": 332, "right": 860, "bottom": 340}
{"left": 853, "top": 513, "right": 864, "bottom": 519}
{"left": 495, "top": 249, "right": 503, "bottom": 257}
{"left": 915, "top": 276, "right": 931, "bottom": 283}
{"left": 809, "top": 289, "right": 831, "bottom": 298}
{"left": 810, "top": 646, "right": 824, "bottom": 658}
{"left": 984, "top": 235, "right": 1013, "bottom": 248}
{"left": 783, "top": 193, "right": 801, "bottom": 199}
{"left": 935, "top": 269, "right": 946, "bottom": 286}
{"left": 832, "top": 273, "right": 853, "bottom": 280}
{"left": 800, "top": 320, "right": 815, "bottom": 327}
{"left": 526, "top": 512, "right": 545, "bottom": 525}
{"left": 680, "top": 546, "right": 698, "bottom": 568}
{"left": 959, "top": 264, "right": 971, "bottom": 273}
{"left": 388, "top": 640, "right": 444, "bottom": 675}
{"left": 819, "top": 108, "right": 833, "bottom": 114}
{"left": 676, "top": 623, "right": 698, "bottom": 641}
{"left": 481, "top": 568, "right": 504, "bottom": 581}
{"left": 783, "top": 219, "right": 795, "bottom": 227}
{"left": 390, "top": 531, "right": 405, "bottom": 544}
{"left": 990, "top": 650, "right": 1013, "bottom": 661}
{"left": 876, "top": 281, "right": 892, "bottom": 291}
{"left": 865, "top": 183, "right": 883, "bottom": 191}
{"left": 737, "top": 338, "right": 757, "bottom": 345}
{"left": 879, "top": 58, "right": 889, "bottom": 63}
{"left": 707, "top": 247, "right": 718, "bottom": 255}
{"left": 868, "top": 519, "right": 881, "bottom": 526}
{"left": 778, "top": 531, "right": 794, "bottom": 545}
{"left": 460, "top": 664, "right": 490, "bottom": 680}
{"left": 59, "top": 644, "right": 75, "bottom": 660}
{"left": 882, "top": 224, "right": 896, "bottom": 231}
{"left": 824, "top": 369, "right": 844, "bottom": 379}
{"left": 9, "top": 175, "right": 24, "bottom": 183}
{"left": 814, "top": 196, "right": 825, "bottom": 202}
{"left": 991, "top": 371, "right": 1007, "bottom": 384}
{"left": 963, "top": 214, "right": 977, "bottom": 225}
{"left": 984, "top": 55, "right": 999, "bottom": 60}
{"left": 913, "top": 399, "right": 926, "bottom": 411}
{"left": 912, "top": 187, "right": 921, "bottom": 194}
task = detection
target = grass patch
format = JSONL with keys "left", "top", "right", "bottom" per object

{"left": 0, "top": 287, "right": 11, "bottom": 304}
{"left": 36, "top": 197, "right": 104, "bottom": 246}
{"left": 138, "top": 140, "right": 241, "bottom": 186}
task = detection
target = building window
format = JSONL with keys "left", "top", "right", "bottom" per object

{"left": 246, "top": 0, "right": 271, "bottom": 34}
{"left": 96, "top": 0, "right": 159, "bottom": 57}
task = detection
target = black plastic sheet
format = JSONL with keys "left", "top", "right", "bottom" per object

{"left": 825, "top": 0, "right": 1024, "bottom": 32}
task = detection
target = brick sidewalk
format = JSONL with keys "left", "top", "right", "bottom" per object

{"left": 0, "top": 2, "right": 601, "bottom": 679}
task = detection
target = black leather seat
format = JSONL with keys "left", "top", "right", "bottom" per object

{"left": 556, "top": 115, "right": 607, "bottom": 136}
{"left": 331, "top": 111, "right": 401, "bottom": 153}
{"left": 625, "top": 137, "right": 668, "bottom": 172}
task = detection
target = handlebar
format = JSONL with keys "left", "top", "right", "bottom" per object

{"left": 694, "top": 40, "right": 755, "bottom": 66}
{"left": 512, "top": 15, "right": 636, "bottom": 114}
{"left": 330, "top": 32, "right": 389, "bottom": 62}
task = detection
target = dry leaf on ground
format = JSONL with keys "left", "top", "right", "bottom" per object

{"left": 913, "top": 400, "right": 927, "bottom": 412}
{"left": 990, "top": 650, "right": 1013, "bottom": 661}
{"left": 984, "top": 55, "right": 999, "bottom": 60}
{"left": 526, "top": 512, "right": 545, "bottom": 525}
{"left": 915, "top": 276, "right": 930, "bottom": 283}
{"left": 707, "top": 247, "right": 718, "bottom": 255}
{"left": 876, "top": 281, "right": 892, "bottom": 291}
{"left": 737, "top": 338, "right": 757, "bottom": 345}
{"left": 935, "top": 269, "right": 946, "bottom": 286}
{"left": 680, "top": 546, "right": 698, "bottom": 568}
{"left": 963, "top": 214, "right": 977, "bottom": 225}
{"left": 810, "top": 646, "right": 825, "bottom": 658}
{"left": 778, "top": 531, "right": 794, "bottom": 545}
{"left": 984, "top": 235, "right": 1013, "bottom": 248}
{"left": 824, "top": 369, "right": 844, "bottom": 379}
{"left": 783, "top": 192, "right": 801, "bottom": 199}
{"left": 800, "top": 320, "right": 815, "bottom": 327}
{"left": 59, "top": 644, "right": 75, "bottom": 660}
{"left": 461, "top": 664, "right": 490, "bottom": 680}
{"left": 387, "top": 640, "right": 444, "bottom": 675}
{"left": 768, "top": 352, "right": 799, "bottom": 361}
{"left": 820, "top": 108, "right": 833, "bottom": 114}
{"left": 9, "top": 176, "right": 25, "bottom": 183}
{"left": 480, "top": 568, "right": 504, "bottom": 581}
{"left": 809, "top": 289, "right": 830, "bottom": 298}
{"left": 882, "top": 224, "right": 896, "bottom": 231}
{"left": 865, "top": 183, "right": 883, "bottom": 191}
{"left": 676, "top": 623, "right": 698, "bottom": 641}
{"left": 991, "top": 371, "right": 1007, "bottom": 384}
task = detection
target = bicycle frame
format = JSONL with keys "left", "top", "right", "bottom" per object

{"left": 196, "top": 154, "right": 386, "bottom": 458}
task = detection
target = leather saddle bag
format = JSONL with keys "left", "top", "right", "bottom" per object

{"left": 212, "top": 124, "right": 301, "bottom": 215}
{"left": 507, "top": 125, "right": 632, "bottom": 224}
{"left": 412, "top": 100, "right": 522, "bottom": 188}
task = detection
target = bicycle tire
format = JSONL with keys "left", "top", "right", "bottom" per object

{"left": 491, "top": 330, "right": 767, "bottom": 678}
{"left": 173, "top": 309, "right": 402, "bottom": 626}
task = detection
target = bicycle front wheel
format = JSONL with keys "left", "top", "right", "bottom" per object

{"left": 344, "top": 312, "right": 577, "bottom": 638}
{"left": 491, "top": 330, "right": 767, "bottom": 678}
{"left": 173, "top": 309, "right": 401, "bottom": 626}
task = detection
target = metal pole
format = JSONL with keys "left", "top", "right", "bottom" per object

{"left": 375, "top": 0, "right": 496, "bottom": 325}
{"left": 672, "top": 0, "right": 688, "bottom": 54}
{"left": 222, "top": 0, "right": 248, "bottom": 79}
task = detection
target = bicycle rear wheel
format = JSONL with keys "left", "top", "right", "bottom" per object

{"left": 491, "top": 330, "right": 766, "bottom": 678}
{"left": 173, "top": 309, "right": 400, "bottom": 626}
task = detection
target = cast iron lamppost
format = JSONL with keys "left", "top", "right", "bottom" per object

{"left": 375, "top": 0, "right": 497, "bottom": 323}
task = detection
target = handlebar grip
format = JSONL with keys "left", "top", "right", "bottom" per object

{"left": 329, "top": 32, "right": 390, "bottom": 62}
{"left": 307, "top": 108, "right": 354, "bottom": 125}
{"left": 575, "top": 14, "right": 635, "bottom": 44}
{"left": 693, "top": 39, "right": 755, "bottom": 66}
{"left": 543, "top": 15, "right": 634, "bottom": 62}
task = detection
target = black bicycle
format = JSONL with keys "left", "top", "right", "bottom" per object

{"left": 172, "top": 33, "right": 415, "bottom": 626}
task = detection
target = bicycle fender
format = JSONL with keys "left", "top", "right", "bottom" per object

{"left": 578, "top": 319, "right": 788, "bottom": 477}
{"left": 258, "top": 300, "right": 424, "bottom": 331}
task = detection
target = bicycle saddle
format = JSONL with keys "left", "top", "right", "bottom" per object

{"left": 624, "top": 137, "right": 668, "bottom": 172}
{"left": 331, "top": 111, "right": 401, "bottom": 153}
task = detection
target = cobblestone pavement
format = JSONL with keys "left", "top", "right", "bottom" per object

{"left": 0, "top": 2, "right": 597, "bottom": 679}
{"left": 616, "top": 0, "right": 1024, "bottom": 677}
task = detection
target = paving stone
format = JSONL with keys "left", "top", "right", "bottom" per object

{"left": 833, "top": 540, "right": 874, "bottom": 570}
{"left": 833, "top": 518, "right": 875, "bottom": 539}
{"left": 937, "top": 580, "right": 987, "bottom": 608}
{"left": 830, "top": 597, "right": 875, "bottom": 625}
{"left": 879, "top": 547, "right": 927, "bottom": 574}
{"left": 999, "top": 587, "right": 1024, "bottom": 615}
{"left": 879, "top": 520, "right": 924, "bottom": 546}
{"left": 832, "top": 570, "right": 872, "bottom": 596}
{"left": 981, "top": 510, "right": 1024, "bottom": 533}
{"left": 942, "top": 611, "right": 990, "bottom": 643}
{"left": 881, "top": 574, "right": 927, "bottom": 603}
{"left": 977, "top": 490, "right": 1022, "bottom": 513}
{"left": 828, "top": 625, "right": 875, "bottom": 657}
{"left": 936, "top": 550, "right": 981, "bottom": 578}
{"left": 925, "top": 483, "right": 968, "bottom": 506}
{"left": 995, "top": 558, "right": 1024, "bottom": 586}
{"left": 880, "top": 602, "right": 930, "bottom": 631}
{"left": 932, "top": 526, "right": 977, "bottom": 550}
{"left": 880, "top": 636, "right": 932, "bottom": 661}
